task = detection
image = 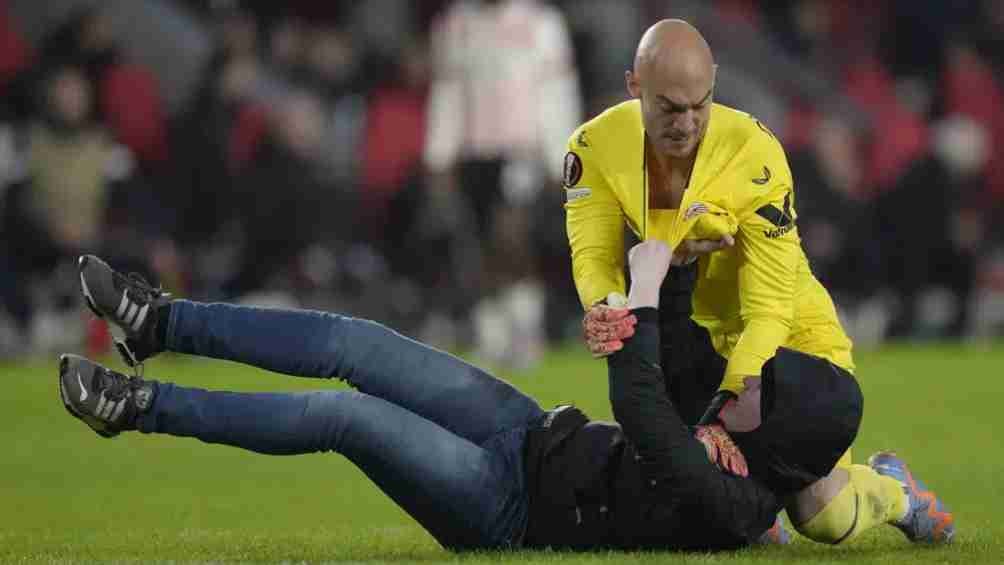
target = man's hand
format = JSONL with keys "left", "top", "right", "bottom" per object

{"left": 627, "top": 240, "right": 673, "bottom": 309}
{"left": 695, "top": 423, "right": 749, "bottom": 477}
{"left": 583, "top": 305, "right": 637, "bottom": 357}
{"left": 672, "top": 236, "right": 734, "bottom": 265}
{"left": 584, "top": 238, "right": 732, "bottom": 356}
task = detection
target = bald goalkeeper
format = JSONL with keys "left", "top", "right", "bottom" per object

{"left": 565, "top": 20, "right": 954, "bottom": 545}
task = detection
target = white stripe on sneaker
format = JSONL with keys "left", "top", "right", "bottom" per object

{"left": 131, "top": 304, "right": 149, "bottom": 333}
{"left": 100, "top": 397, "right": 117, "bottom": 420}
{"left": 124, "top": 303, "right": 139, "bottom": 326}
{"left": 116, "top": 290, "right": 130, "bottom": 318}
{"left": 95, "top": 396, "right": 108, "bottom": 419}
{"left": 59, "top": 378, "right": 70, "bottom": 405}
{"left": 109, "top": 398, "right": 127, "bottom": 422}
{"left": 79, "top": 272, "right": 95, "bottom": 308}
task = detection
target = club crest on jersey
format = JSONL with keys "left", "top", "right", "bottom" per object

{"left": 563, "top": 152, "right": 583, "bottom": 188}
{"left": 684, "top": 202, "right": 709, "bottom": 220}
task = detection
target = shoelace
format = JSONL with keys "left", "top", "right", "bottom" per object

{"left": 123, "top": 272, "right": 166, "bottom": 303}
{"left": 100, "top": 366, "right": 140, "bottom": 402}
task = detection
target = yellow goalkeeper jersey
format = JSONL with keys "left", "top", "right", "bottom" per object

{"left": 564, "top": 100, "right": 854, "bottom": 391}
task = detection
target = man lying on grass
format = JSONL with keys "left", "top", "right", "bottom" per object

{"left": 59, "top": 246, "right": 947, "bottom": 551}
{"left": 60, "top": 249, "right": 786, "bottom": 551}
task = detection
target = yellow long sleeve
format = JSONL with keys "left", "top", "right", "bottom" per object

{"left": 720, "top": 182, "right": 801, "bottom": 391}
{"left": 564, "top": 139, "right": 626, "bottom": 309}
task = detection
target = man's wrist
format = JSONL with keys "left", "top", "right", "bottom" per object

{"left": 627, "top": 286, "right": 660, "bottom": 309}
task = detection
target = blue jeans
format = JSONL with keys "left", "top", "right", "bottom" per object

{"left": 136, "top": 300, "right": 546, "bottom": 550}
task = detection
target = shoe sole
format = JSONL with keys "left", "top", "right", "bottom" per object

{"left": 78, "top": 257, "right": 106, "bottom": 320}
{"left": 58, "top": 355, "right": 83, "bottom": 420}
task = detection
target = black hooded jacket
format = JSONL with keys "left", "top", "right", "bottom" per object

{"left": 522, "top": 308, "right": 782, "bottom": 550}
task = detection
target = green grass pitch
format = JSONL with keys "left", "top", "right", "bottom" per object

{"left": 2, "top": 341, "right": 1001, "bottom": 563}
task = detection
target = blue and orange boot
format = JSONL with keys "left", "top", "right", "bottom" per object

{"left": 868, "top": 451, "right": 954, "bottom": 544}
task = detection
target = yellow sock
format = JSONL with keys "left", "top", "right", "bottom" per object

{"left": 796, "top": 464, "right": 908, "bottom": 544}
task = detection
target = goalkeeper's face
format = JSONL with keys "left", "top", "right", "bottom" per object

{"left": 637, "top": 70, "right": 714, "bottom": 160}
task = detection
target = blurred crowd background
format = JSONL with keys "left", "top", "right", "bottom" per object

{"left": 0, "top": 0, "right": 1002, "bottom": 365}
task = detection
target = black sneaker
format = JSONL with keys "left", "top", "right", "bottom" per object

{"left": 78, "top": 255, "right": 170, "bottom": 367}
{"left": 58, "top": 354, "right": 155, "bottom": 438}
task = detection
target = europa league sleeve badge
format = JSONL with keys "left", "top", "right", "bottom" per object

{"left": 563, "top": 152, "right": 583, "bottom": 188}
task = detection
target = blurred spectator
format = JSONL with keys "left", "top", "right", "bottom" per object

{"left": 33, "top": 5, "right": 169, "bottom": 169}
{"left": 24, "top": 66, "right": 113, "bottom": 250}
{"left": 97, "top": 62, "right": 170, "bottom": 171}
{"left": 361, "top": 43, "right": 430, "bottom": 230}
{"left": 556, "top": 0, "right": 642, "bottom": 113}
{"left": 224, "top": 90, "right": 351, "bottom": 297}
{"left": 0, "top": 65, "right": 134, "bottom": 337}
{"left": 361, "top": 43, "right": 490, "bottom": 339}
{"left": 0, "top": 0, "right": 1002, "bottom": 356}
{"left": 424, "top": 0, "right": 581, "bottom": 227}
{"left": 171, "top": 53, "right": 266, "bottom": 252}
{"left": 278, "top": 25, "right": 368, "bottom": 195}
{"left": 267, "top": 17, "right": 309, "bottom": 82}
{"left": 790, "top": 117, "right": 880, "bottom": 306}
{"left": 877, "top": 117, "right": 989, "bottom": 339}
{"left": 842, "top": 54, "right": 930, "bottom": 196}
{"left": 942, "top": 45, "right": 1004, "bottom": 207}
{"left": 303, "top": 26, "right": 360, "bottom": 97}
{"left": 424, "top": 0, "right": 582, "bottom": 365}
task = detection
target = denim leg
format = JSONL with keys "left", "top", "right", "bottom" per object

{"left": 164, "top": 300, "right": 545, "bottom": 445}
{"left": 137, "top": 382, "right": 528, "bottom": 550}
